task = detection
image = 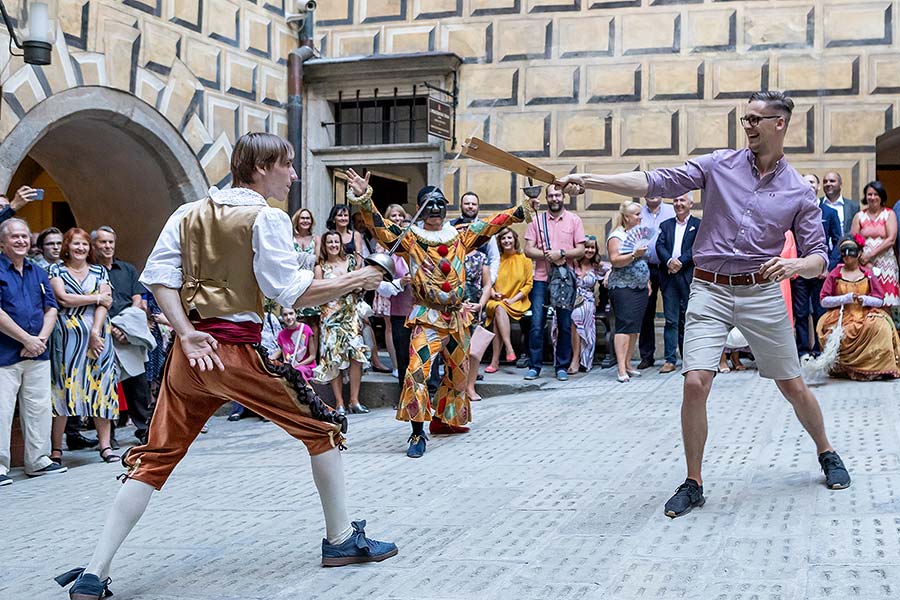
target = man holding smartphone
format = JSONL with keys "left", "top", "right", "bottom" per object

{"left": 0, "top": 187, "right": 42, "bottom": 226}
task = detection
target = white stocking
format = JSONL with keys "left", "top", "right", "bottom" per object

{"left": 84, "top": 479, "right": 154, "bottom": 579}
{"left": 310, "top": 447, "right": 352, "bottom": 544}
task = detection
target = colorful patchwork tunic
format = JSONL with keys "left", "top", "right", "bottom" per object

{"left": 348, "top": 185, "right": 530, "bottom": 425}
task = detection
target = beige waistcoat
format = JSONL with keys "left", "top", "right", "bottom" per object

{"left": 179, "top": 197, "right": 265, "bottom": 319}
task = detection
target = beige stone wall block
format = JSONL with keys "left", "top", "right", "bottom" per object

{"left": 784, "top": 104, "right": 814, "bottom": 153}
{"left": 585, "top": 63, "right": 640, "bottom": 102}
{"left": 825, "top": 104, "right": 891, "bottom": 151}
{"left": 183, "top": 113, "right": 215, "bottom": 155}
{"left": 60, "top": 0, "right": 89, "bottom": 46}
{"left": 621, "top": 12, "right": 679, "bottom": 55}
{"left": 824, "top": 2, "right": 891, "bottom": 47}
{"left": 467, "top": 168, "right": 513, "bottom": 205}
{"left": 442, "top": 22, "right": 491, "bottom": 63}
{"left": 778, "top": 56, "right": 858, "bottom": 95}
{"left": 317, "top": 0, "right": 353, "bottom": 23}
{"left": 225, "top": 53, "right": 258, "bottom": 100}
{"left": 101, "top": 20, "right": 141, "bottom": 92}
{"left": 260, "top": 65, "right": 287, "bottom": 106}
{"left": 185, "top": 39, "right": 222, "bottom": 89}
{"left": 142, "top": 21, "right": 182, "bottom": 73}
{"left": 361, "top": 0, "right": 406, "bottom": 22}
{"left": 525, "top": 65, "right": 577, "bottom": 104}
{"left": 334, "top": 30, "right": 380, "bottom": 57}
{"left": 470, "top": 0, "right": 519, "bottom": 16}
{"left": 557, "top": 15, "right": 613, "bottom": 57}
{"left": 208, "top": 0, "right": 241, "bottom": 45}
{"left": 71, "top": 53, "right": 107, "bottom": 86}
{"left": 243, "top": 106, "right": 272, "bottom": 134}
{"left": 744, "top": 6, "right": 812, "bottom": 50}
{"left": 273, "top": 113, "right": 289, "bottom": 139}
{"left": 582, "top": 161, "right": 642, "bottom": 211}
{"left": 497, "top": 18, "right": 550, "bottom": 61}
{"left": 274, "top": 23, "right": 296, "bottom": 64}
{"left": 415, "top": 0, "right": 460, "bottom": 19}
{"left": 685, "top": 9, "right": 735, "bottom": 51}
{"left": 244, "top": 10, "right": 273, "bottom": 58}
{"left": 158, "top": 60, "right": 202, "bottom": 129}
{"left": 207, "top": 95, "right": 241, "bottom": 144}
{"left": 649, "top": 60, "right": 703, "bottom": 100}
{"left": 385, "top": 26, "right": 434, "bottom": 54}
{"left": 452, "top": 113, "right": 490, "bottom": 154}
{"left": 557, "top": 111, "right": 611, "bottom": 156}
{"left": 134, "top": 68, "right": 167, "bottom": 107}
{"left": 621, "top": 109, "right": 678, "bottom": 155}
{"left": 460, "top": 65, "right": 518, "bottom": 107}
{"left": 711, "top": 58, "right": 768, "bottom": 99}
{"left": 686, "top": 107, "right": 734, "bottom": 154}
{"left": 201, "top": 135, "right": 233, "bottom": 186}
{"left": 495, "top": 112, "right": 550, "bottom": 155}
{"left": 870, "top": 54, "right": 900, "bottom": 93}
{"left": 167, "top": 0, "right": 202, "bottom": 33}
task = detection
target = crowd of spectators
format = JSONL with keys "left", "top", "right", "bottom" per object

{"left": 2, "top": 170, "right": 898, "bottom": 483}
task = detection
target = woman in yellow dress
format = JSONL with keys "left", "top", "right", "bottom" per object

{"left": 484, "top": 228, "right": 533, "bottom": 373}
{"left": 817, "top": 235, "right": 900, "bottom": 381}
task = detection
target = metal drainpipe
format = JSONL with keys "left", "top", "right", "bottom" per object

{"left": 287, "top": 9, "right": 315, "bottom": 215}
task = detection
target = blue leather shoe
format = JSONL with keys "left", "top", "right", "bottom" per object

{"left": 406, "top": 433, "right": 427, "bottom": 458}
{"left": 556, "top": 369, "right": 569, "bottom": 381}
{"left": 524, "top": 368, "right": 540, "bottom": 380}
{"left": 321, "top": 520, "right": 399, "bottom": 567}
{"left": 54, "top": 567, "right": 113, "bottom": 599}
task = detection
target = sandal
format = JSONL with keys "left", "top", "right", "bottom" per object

{"left": 484, "top": 365, "right": 498, "bottom": 373}
{"left": 99, "top": 447, "right": 120, "bottom": 463}
{"left": 505, "top": 352, "right": 517, "bottom": 363}
{"left": 50, "top": 449, "right": 63, "bottom": 465}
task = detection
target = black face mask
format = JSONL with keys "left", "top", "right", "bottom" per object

{"left": 418, "top": 191, "right": 447, "bottom": 220}
{"left": 841, "top": 248, "right": 860, "bottom": 258}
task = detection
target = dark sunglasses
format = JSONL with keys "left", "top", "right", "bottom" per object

{"left": 840, "top": 247, "right": 860, "bottom": 257}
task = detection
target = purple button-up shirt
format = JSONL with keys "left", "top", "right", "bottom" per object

{"left": 645, "top": 148, "right": 827, "bottom": 275}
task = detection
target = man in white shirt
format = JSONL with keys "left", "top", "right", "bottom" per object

{"left": 637, "top": 197, "right": 676, "bottom": 369}
{"left": 57, "top": 133, "right": 397, "bottom": 600}
{"left": 822, "top": 172, "right": 859, "bottom": 234}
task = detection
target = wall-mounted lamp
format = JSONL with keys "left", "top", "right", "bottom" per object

{"left": 0, "top": 0, "right": 57, "bottom": 66}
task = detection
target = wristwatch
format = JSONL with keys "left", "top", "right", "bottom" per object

{"left": 560, "top": 249, "right": 566, "bottom": 258}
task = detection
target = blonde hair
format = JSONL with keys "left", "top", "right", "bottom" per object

{"left": 291, "top": 208, "right": 315, "bottom": 235}
{"left": 612, "top": 201, "right": 641, "bottom": 230}
{"left": 384, "top": 203, "right": 406, "bottom": 221}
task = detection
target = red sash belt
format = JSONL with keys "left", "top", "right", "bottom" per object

{"left": 193, "top": 318, "right": 262, "bottom": 344}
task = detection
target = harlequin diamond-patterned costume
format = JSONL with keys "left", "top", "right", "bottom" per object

{"left": 349, "top": 185, "right": 530, "bottom": 437}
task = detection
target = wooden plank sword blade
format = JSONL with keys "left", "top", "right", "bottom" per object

{"left": 461, "top": 137, "right": 557, "bottom": 185}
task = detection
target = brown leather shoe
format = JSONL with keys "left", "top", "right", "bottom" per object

{"left": 659, "top": 362, "right": 677, "bottom": 374}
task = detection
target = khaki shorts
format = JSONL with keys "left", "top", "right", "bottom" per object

{"left": 683, "top": 278, "right": 801, "bottom": 380}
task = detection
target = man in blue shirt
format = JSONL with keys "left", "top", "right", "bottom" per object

{"left": 0, "top": 218, "right": 67, "bottom": 485}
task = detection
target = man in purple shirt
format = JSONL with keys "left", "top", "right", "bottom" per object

{"left": 558, "top": 91, "right": 850, "bottom": 518}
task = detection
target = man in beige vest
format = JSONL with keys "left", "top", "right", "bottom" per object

{"left": 57, "top": 133, "right": 397, "bottom": 600}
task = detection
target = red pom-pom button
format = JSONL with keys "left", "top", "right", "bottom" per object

{"left": 441, "top": 281, "right": 452, "bottom": 293}
{"left": 439, "top": 260, "right": 451, "bottom": 275}
{"left": 437, "top": 244, "right": 449, "bottom": 256}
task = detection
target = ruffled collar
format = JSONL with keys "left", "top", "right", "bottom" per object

{"left": 208, "top": 186, "right": 267, "bottom": 206}
{"left": 409, "top": 222, "right": 459, "bottom": 245}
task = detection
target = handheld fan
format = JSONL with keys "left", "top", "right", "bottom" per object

{"left": 619, "top": 225, "right": 657, "bottom": 254}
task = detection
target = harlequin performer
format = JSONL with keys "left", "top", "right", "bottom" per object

{"left": 345, "top": 168, "right": 533, "bottom": 458}
{"left": 55, "top": 134, "right": 397, "bottom": 600}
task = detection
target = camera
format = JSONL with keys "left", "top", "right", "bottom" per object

{"left": 286, "top": 0, "right": 317, "bottom": 27}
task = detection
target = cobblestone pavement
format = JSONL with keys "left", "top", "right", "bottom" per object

{"left": 6, "top": 367, "right": 900, "bottom": 599}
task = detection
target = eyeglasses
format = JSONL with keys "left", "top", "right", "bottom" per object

{"left": 740, "top": 115, "right": 781, "bottom": 128}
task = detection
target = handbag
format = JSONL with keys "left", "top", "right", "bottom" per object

{"left": 469, "top": 324, "right": 495, "bottom": 360}
{"left": 542, "top": 213, "right": 577, "bottom": 310}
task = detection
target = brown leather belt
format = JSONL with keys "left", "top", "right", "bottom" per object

{"left": 693, "top": 267, "right": 766, "bottom": 286}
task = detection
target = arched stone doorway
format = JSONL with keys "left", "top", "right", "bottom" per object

{"left": 0, "top": 87, "right": 208, "bottom": 266}
{"left": 876, "top": 127, "right": 900, "bottom": 205}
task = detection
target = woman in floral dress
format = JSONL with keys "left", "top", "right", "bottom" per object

{"left": 48, "top": 228, "right": 119, "bottom": 464}
{"left": 851, "top": 180, "right": 899, "bottom": 306}
{"left": 312, "top": 231, "right": 370, "bottom": 415}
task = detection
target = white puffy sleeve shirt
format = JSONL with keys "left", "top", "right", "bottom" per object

{"left": 139, "top": 188, "right": 314, "bottom": 323}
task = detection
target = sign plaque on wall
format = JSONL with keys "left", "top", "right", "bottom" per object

{"left": 427, "top": 96, "right": 452, "bottom": 141}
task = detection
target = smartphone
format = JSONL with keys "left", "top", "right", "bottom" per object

{"left": 33, "top": 188, "right": 44, "bottom": 200}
